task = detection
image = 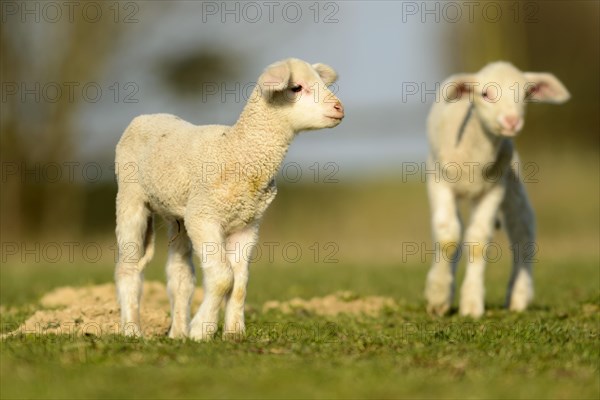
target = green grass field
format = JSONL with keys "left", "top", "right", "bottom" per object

{"left": 1, "top": 152, "right": 598, "bottom": 399}
{"left": 1, "top": 260, "right": 598, "bottom": 399}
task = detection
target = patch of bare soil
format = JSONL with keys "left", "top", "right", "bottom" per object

{"left": 262, "top": 291, "right": 397, "bottom": 316}
{"left": 5, "top": 282, "right": 203, "bottom": 337}
{"left": 4, "top": 286, "right": 397, "bottom": 338}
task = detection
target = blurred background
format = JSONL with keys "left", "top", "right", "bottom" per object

{"left": 1, "top": 1, "right": 598, "bottom": 280}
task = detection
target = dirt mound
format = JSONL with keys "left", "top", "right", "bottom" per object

{"left": 3, "top": 286, "right": 397, "bottom": 338}
{"left": 5, "top": 282, "right": 204, "bottom": 337}
{"left": 262, "top": 291, "right": 397, "bottom": 316}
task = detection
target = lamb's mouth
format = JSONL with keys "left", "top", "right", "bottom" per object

{"left": 326, "top": 115, "right": 344, "bottom": 121}
{"left": 499, "top": 128, "right": 519, "bottom": 137}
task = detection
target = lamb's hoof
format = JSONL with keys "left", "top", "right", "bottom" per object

{"left": 425, "top": 281, "right": 453, "bottom": 316}
{"left": 122, "top": 323, "right": 143, "bottom": 338}
{"left": 223, "top": 320, "right": 245, "bottom": 341}
{"left": 188, "top": 330, "right": 215, "bottom": 342}
{"left": 508, "top": 297, "right": 529, "bottom": 313}
{"left": 427, "top": 301, "right": 451, "bottom": 317}
{"left": 425, "top": 271, "right": 454, "bottom": 317}
{"left": 459, "top": 298, "right": 484, "bottom": 318}
{"left": 508, "top": 283, "right": 533, "bottom": 312}
{"left": 222, "top": 330, "right": 245, "bottom": 342}
{"left": 189, "top": 322, "right": 218, "bottom": 342}
{"left": 168, "top": 326, "right": 189, "bottom": 340}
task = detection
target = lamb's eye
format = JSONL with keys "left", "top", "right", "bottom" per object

{"left": 290, "top": 85, "right": 302, "bottom": 93}
{"left": 525, "top": 87, "right": 537, "bottom": 100}
{"left": 482, "top": 90, "right": 488, "bottom": 98}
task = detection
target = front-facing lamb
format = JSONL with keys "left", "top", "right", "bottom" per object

{"left": 425, "top": 61, "right": 569, "bottom": 318}
{"left": 115, "top": 58, "right": 344, "bottom": 340}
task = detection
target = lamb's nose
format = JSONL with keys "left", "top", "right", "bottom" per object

{"left": 334, "top": 102, "right": 344, "bottom": 113}
{"left": 503, "top": 115, "right": 521, "bottom": 129}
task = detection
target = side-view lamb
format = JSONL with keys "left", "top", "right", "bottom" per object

{"left": 425, "top": 61, "right": 570, "bottom": 317}
{"left": 115, "top": 58, "right": 344, "bottom": 340}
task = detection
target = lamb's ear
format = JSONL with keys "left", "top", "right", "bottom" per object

{"left": 258, "top": 61, "right": 291, "bottom": 93}
{"left": 441, "top": 74, "right": 478, "bottom": 102}
{"left": 312, "top": 63, "right": 338, "bottom": 85}
{"left": 523, "top": 72, "right": 570, "bottom": 103}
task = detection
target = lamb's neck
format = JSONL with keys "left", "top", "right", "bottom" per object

{"left": 464, "top": 111, "right": 507, "bottom": 165}
{"left": 229, "top": 97, "right": 295, "bottom": 182}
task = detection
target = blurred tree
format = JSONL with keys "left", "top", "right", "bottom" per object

{"left": 161, "top": 50, "right": 243, "bottom": 97}
{"left": 1, "top": 3, "right": 247, "bottom": 240}
{"left": 1, "top": 9, "right": 124, "bottom": 239}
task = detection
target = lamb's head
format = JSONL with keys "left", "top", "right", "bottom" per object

{"left": 256, "top": 58, "right": 344, "bottom": 132}
{"left": 444, "top": 61, "right": 570, "bottom": 137}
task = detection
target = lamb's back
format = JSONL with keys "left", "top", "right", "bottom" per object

{"left": 116, "top": 113, "right": 231, "bottom": 217}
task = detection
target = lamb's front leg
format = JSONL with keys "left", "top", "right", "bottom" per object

{"left": 425, "top": 177, "right": 462, "bottom": 316}
{"left": 223, "top": 224, "right": 258, "bottom": 340}
{"left": 187, "top": 220, "right": 233, "bottom": 341}
{"left": 460, "top": 184, "right": 506, "bottom": 318}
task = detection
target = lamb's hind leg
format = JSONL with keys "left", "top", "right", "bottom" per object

{"left": 502, "top": 170, "right": 535, "bottom": 312}
{"left": 115, "top": 193, "right": 155, "bottom": 336}
{"left": 166, "top": 219, "right": 196, "bottom": 339}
